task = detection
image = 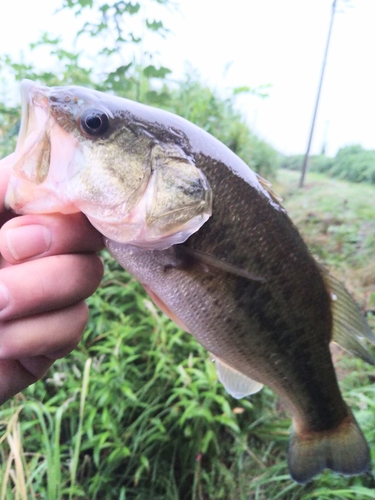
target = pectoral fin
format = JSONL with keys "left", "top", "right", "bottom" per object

{"left": 212, "top": 355, "right": 263, "bottom": 398}
{"left": 181, "top": 247, "right": 266, "bottom": 282}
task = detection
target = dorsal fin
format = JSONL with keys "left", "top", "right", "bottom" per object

{"left": 256, "top": 173, "right": 283, "bottom": 204}
{"left": 322, "top": 271, "right": 375, "bottom": 365}
{"left": 211, "top": 355, "right": 263, "bottom": 398}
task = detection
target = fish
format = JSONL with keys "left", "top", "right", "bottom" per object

{"left": 3, "top": 79, "right": 375, "bottom": 484}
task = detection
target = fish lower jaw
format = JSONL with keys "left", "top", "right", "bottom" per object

{"left": 5, "top": 178, "right": 79, "bottom": 215}
{"left": 86, "top": 210, "right": 210, "bottom": 250}
{"left": 81, "top": 187, "right": 210, "bottom": 250}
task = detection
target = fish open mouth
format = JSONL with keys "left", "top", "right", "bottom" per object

{"left": 14, "top": 79, "right": 52, "bottom": 184}
{"left": 4, "top": 80, "right": 80, "bottom": 215}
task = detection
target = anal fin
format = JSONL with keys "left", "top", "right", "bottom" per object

{"left": 212, "top": 355, "right": 263, "bottom": 399}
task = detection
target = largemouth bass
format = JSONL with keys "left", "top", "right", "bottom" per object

{"left": 3, "top": 79, "right": 375, "bottom": 483}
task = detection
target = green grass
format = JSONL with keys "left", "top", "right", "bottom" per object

{"left": 1, "top": 169, "right": 375, "bottom": 498}
{"left": 276, "top": 169, "right": 375, "bottom": 264}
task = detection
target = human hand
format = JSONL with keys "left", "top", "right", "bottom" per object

{"left": 0, "top": 154, "right": 104, "bottom": 404}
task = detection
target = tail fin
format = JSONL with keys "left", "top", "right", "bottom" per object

{"left": 288, "top": 410, "right": 371, "bottom": 484}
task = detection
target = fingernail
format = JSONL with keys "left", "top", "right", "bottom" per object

{"left": 0, "top": 283, "right": 9, "bottom": 312}
{"left": 6, "top": 225, "right": 52, "bottom": 261}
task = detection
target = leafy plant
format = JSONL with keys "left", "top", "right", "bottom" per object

{"left": 281, "top": 146, "right": 375, "bottom": 185}
{"left": 166, "top": 71, "right": 280, "bottom": 179}
{"left": 329, "top": 145, "right": 375, "bottom": 184}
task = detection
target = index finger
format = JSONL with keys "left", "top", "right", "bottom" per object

{"left": 0, "top": 212, "right": 105, "bottom": 264}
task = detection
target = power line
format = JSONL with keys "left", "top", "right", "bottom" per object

{"left": 299, "top": 0, "right": 337, "bottom": 188}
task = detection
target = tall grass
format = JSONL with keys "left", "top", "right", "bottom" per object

{"left": 1, "top": 171, "right": 375, "bottom": 498}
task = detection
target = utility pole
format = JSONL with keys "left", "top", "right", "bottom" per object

{"left": 299, "top": 0, "right": 337, "bottom": 188}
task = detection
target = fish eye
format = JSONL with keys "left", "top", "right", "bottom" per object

{"left": 80, "top": 110, "right": 109, "bottom": 136}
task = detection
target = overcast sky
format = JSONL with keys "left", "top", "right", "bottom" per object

{"left": 1, "top": 0, "right": 374, "bottom": 157}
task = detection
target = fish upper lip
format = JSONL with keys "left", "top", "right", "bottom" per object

{"left": 16, "top": 80, "right": 32, "bottom": 152}
{"left": 16, "top": 79, "right": 50, "bottom": 157}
